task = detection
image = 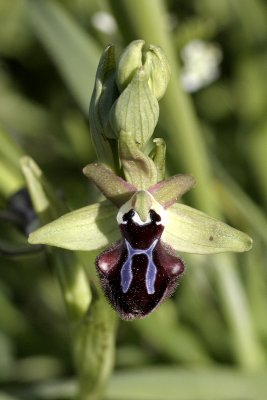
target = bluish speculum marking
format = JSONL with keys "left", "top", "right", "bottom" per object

{"left": 121, "top": 239, "right": 158, "bottom": 294}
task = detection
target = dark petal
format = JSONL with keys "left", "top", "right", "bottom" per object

{"left": 96, "top": 239, "right": 185, "bottom": 320}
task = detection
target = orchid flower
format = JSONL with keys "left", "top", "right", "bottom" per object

{"left": 28, "top": 41, "right": 252, "bottom": 320}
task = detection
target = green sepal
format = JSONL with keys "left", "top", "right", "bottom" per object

{"left": 149, "top": 174, "right": 196, "bottom": 209}
{"left": 116, "top": 40, "right": 171, "bottom": 100}
{"left": 119, "top": 130, "right": 158, "bottom": 190}
{"left": 163, "top": 203, "right": 253, "bottom": 254}
{"left": 110, "top": 69, "right": 159, "bottom": 148}
{"left": 28, "top": 201, "right": 119, "bottom": 251}
{"left": 149, "top": 138, "right": 166, "bottom": 181}
{"left": 116, "top": 39, "right": 144, "bottom": 92}
{"left": 83, "top": 163, "right": 137, "bottom": 207}
{"left": 143, "top": 44, "right": 171, "bottom": 100}
{"left": 89, "top": 45, "right": 118, "bottom": 166}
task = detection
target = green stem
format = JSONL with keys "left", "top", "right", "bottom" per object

{"left": 0, "top": 158, "right": 24, "bottom": 198}
{"left": 21, "top": 157, "right": 115, "bottom": 399}
{"left": 212, "top": 253, "right": 265, "bottom": 369}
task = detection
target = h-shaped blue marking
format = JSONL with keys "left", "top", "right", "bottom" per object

{"left": 120, "top": 239, "right": 158, "bottom": 294}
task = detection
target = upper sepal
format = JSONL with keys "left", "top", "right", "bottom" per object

{"left": 163, "top": 203, "right": 253, "bottom": 254}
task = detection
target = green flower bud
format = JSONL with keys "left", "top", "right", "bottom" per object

{"left": 116, "top": 40, "right": 171, "bottom": 100}
{"left": 116, "top": 40, "right": 144, "bottom": 92}
{"left": 144, "top": 45, "right": 171, "bottom": 100}
{"left": 89, "top": 45, "right": 119, "bottom": 167}
{"left": 110, "top": 68, "right": 159, "bottom": 148}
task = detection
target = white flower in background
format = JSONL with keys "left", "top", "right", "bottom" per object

{"left": 181, "top": 39, "right": 223, "bottom": 93}
{"left": 91, "top": 11, "right": 117, "bottom": 35}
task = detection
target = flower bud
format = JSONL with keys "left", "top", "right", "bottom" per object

{"left": 116, "top": 40, "right": 171, "bottom": 100}
{"left": 89, "top": 45, "right": 119, "bottom": 167}
{"left": 116, "top": 40, "right": 144, "bottom": 92}
{"left": 143, "top": 45, "right": 171, "bottom": 100}
{"left": 110, "top": 68, "right": 159, "bottom": 148}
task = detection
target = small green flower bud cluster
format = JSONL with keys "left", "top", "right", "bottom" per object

{"left": 89, "top": 40, "right": 171, "bottom": 189}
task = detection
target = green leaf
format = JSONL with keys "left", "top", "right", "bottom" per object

{"left": 20, "top": 156, "right": 66, "bottom": 221}
{"left": 28, "top": 201, "right": 119, "bottom": 251}
{"left": 27, "top": 0, "right": 100, "bottom": 114}
{"left": 163, "top": 203, "right": 252, "bottom": 254}
{"left": 21, "top": 156, "right": 91, "bottom": 320}
{"left": 108, "top": 367, "right": 267, "bottom": 400}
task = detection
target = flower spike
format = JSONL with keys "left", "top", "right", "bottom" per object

{"left": 27, "top": 40, "right": 253, "bottom": 321}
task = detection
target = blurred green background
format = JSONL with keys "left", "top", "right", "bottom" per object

{"left": 1, "top": 0, "right": 267, "bottom": 399}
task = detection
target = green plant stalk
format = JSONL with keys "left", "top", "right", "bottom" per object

{"left": 0, "top": 127, "right": 24, "bottom": 169}
{"left": 212, "top": 253, "right": 265, "bottom": 368}
{"left": 214, "top": 163, "right": 267, "bottom": 243}
{"left": 214, "top": 166, "right": 267, "bottom": 339}
{"left": 108, "top": 0, "right": 264, "bottom": 368}
{"left": 0, "top": 158, "right": 24, "bottom": 198}
{"left": 74, "top": 294, "right": 117, "bottom": 400}
{"left": 21, "top": 157, "right": 116, "bottom": 400}
{"left": 21, "top": 157, "right": 91, "bottom": 320}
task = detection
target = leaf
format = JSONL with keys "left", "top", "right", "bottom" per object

{"left": 27, "top": 0, "right": 100, "bottom": 113}
{"left": 20, "top": 156, "right": 66, "bottom": 221}
{"left": 28, "top": 201, "right": 120, "bottom": 251}
{"left": 163, "top": 203, "right": 252, "bottom": 254}
{"left": 107, "top": 367, "right": 267, "bottom": 400}
{"left": 21, "top": 156, "right": 91, "bottom": 320}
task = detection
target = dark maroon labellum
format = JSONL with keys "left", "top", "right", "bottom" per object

{"left": 96, "top": 208, "right": 184, "bottom": 320}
